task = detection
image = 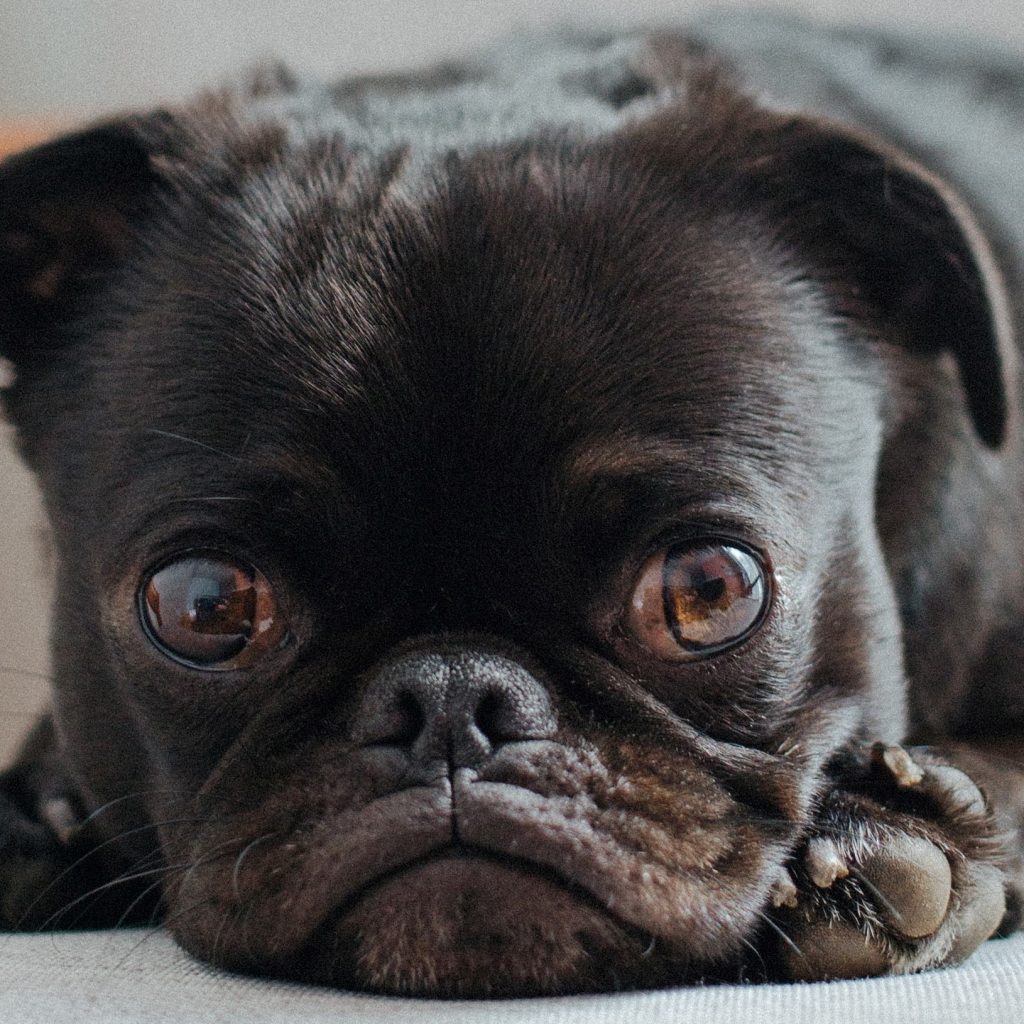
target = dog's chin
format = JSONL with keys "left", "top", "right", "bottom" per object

{"left": 292, "top": 853, "right": 684, "bottom": 997}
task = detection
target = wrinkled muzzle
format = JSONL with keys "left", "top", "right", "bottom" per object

{"left": 166, "top": 637, "right": 806, "bottom": 996}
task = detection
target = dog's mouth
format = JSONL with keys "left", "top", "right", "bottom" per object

{"left": 168, "top": 749, "right": 791, "bottom": 996}
{"left": 295, "top": 846, "right": 684, "bottom": 997}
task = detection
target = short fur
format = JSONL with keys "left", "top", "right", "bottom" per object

{"left": 1, "top": 16, "right": 1023, "bottom": 996}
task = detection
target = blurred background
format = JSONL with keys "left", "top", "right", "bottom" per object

{"left": 1, "top": 0, "right": 1021, "bottom": 764}
{"left": 3, "top": 0, "right": 1024, "bottom": 119}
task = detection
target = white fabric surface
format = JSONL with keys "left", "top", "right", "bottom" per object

{"left": 0, "top": 929, "right": 1021, "bottom": 1024}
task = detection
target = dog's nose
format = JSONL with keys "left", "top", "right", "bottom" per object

{"left": 352, "top": 645, "right": 557, "bottom": 770}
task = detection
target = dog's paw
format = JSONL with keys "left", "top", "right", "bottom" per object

{"left": 0, "top": 758, "right": 96, "bottom": 929}
{"left": 769, "top": 744, "right": 1008, "bottom": 981}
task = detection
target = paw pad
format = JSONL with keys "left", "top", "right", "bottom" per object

{"left": 783, "top": 920, "right": 889, "bottom": 981}
{"left": 859, "top": 834, "right": 951, "bottom": 938}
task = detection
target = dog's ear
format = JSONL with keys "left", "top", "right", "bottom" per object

{"left": 752, "top": 117, "right": 1013, "bottom": 449}
{"left": 0, "top": 117, "right": 173, "bottom": 368}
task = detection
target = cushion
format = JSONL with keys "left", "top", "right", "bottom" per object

{"left": 2, "top": 929, "right": 1022, "bottom": 1023}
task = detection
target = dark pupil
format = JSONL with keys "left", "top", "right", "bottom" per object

{"left": 187, "top": 576, "right": 254, "bottom": 634}
{"left": 144, "top": 557, "right": 255, "bottom": 664}
{"left": 693, "top": 570, "right": 726, "bottom": 604}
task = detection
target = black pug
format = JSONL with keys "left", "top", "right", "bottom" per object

{"left": 1, "top": 15, "right": 1023, "bottom": 997}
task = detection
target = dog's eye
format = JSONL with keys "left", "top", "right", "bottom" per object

{"left": 627, "top": 541, "right": 770, "bottom": 659}
{"left": 139, "top": 555, "right": 285, "bottom": 670}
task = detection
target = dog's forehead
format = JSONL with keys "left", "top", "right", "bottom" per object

{"left": 99, "top": 134, "right": 862, "bottom": 558}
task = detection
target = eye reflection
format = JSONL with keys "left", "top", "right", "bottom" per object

{"left": 140, "top": 554, "right": 286, "bottom": 670}
{"left": 628, "top": 541, "right": 770, "bottom": 660}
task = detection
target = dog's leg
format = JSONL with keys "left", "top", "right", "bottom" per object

{"left": 0, "top": 716, "right": 145, "bottom": 930}
{"left": 767, "top": 740, "right": 1024, "bottom": 980}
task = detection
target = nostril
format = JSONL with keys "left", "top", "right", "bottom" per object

{"left": 363, "top": 688, "right": 426, "bottom": 748}
{"left": 391, "top": 689, "right": 426, "bottom": 746}
{"left": 387, "top": 692, "right": 428, "bottom": 749}
{"left": 474, "top": 689, "right": 509, "bottom": 746}
{"left": 470, "top": 682, "right": 555, "bottom": 749}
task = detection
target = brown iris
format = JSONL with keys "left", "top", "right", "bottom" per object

{"left": 140, "top": 554, "right": 285, "bottom": 670}
{"left": 628, "top": 541, "right": 770, "bottom": 659}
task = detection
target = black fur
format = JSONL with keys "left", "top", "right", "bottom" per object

{"left": 1, "top": 19, "right": 1023, "bottom": 996}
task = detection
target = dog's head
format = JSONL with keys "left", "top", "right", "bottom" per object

{"left": 0, "top": 51, "right": 1012, "bottom": 995}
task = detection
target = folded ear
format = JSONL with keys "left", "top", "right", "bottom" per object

{"left": 0, "top": 118, "right": 169, "bottom": 368}
{"left": 751, "top": 116, "right": 1014, "bottom": 449}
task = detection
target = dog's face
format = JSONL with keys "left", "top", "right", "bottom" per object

{"left": 0, "top": 66, "right": 1009, "bottom": 994}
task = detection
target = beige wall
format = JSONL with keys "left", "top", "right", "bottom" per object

{"left": 0, "top": 422, "right": 51, "bottom": 764}
{"left": 1, "top": 126, "right": 53, "bottom": 764}
{"left": 1, "top": 0, "right": 1022, "bottom": 765}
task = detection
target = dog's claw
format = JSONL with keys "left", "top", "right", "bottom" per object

{"left": 873, "top": 743, "right": 924, "bottom": 788}
{"left": 805, "top": 837, "right": 849, "bottom": 888}
{"left": 769, "top": 866, "right": 799, "bottom": 908}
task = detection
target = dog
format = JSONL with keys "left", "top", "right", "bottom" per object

{"left": 1, "top": 14, "right": 1023, "bottom": 997}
